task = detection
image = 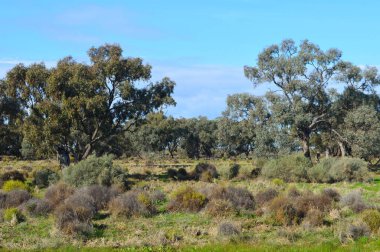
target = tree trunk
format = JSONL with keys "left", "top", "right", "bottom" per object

{"left": 57, "top": 146, "right": 70, "bottom": 168}
{"left": 338, "top": 141, "right": 345, "bottom": 157}
{"left": 82, "top": 144, "right": 92, "bottom": 160}
{"left": 325, "top": 148, "right": 330, "bottom": 158}
{"left": 301, "top": 137, "right": 311, "bottom": 159}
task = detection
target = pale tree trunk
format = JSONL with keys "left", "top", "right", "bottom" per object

{"left": 338, "top": 141, "right": 346, "bottom": 157}
{"left": 301, "top": 137, "right": 311, "bottom": 159}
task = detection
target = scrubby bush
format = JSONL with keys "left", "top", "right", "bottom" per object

{"left": 3, "top": 207, "right": 24, "bottom": 222}
{"left": 338, "top": 222, "right": 371, "bottom": 242}
{"left": 329, "top": 158, "right": 369, "bottom": 182}
{"left": 54, "top": 204, "right": 92, "bottom": 235}
{"left": 21, "top": 198, "right": 52, "bottom": 217}
{"left": 217, "top": 222, "right": 240, "bottom": 236}
{"left": 322, "top": 188, "right": 341, "bottom": 202}
{"left": 255, "top": 188, "right": 278, "bottom": 206}
{"left": 228, "top": 163, "right": 240, "bottom": 179}
{"left": 309, "top": 157, "right": 369, "bottom": 183}
{"left": 0, "top": 170, "right": 25, "bottom": 187}
{"left": 287, "top": 187, "right": 302, "bottom": 198}
{"left": 108, "top": 190, "right": 157, "bottom": 217}
{"left": 201, "top": 185, "right": 255, "bottom": 212}
{"left": 63, "top": 155, "right": 128, "bottom": 189}
{"left": 167, "top": 169, "right": 177, "bottom": 179}
{"left": 150, "top": 190, "right": 166, "bottom": 204}
{"left": 34, "top": 169, "right": 60, "bottom": 189}
{"left": 261, "top": 153, "right": 312, "bottom": 182}
{"left": 204, "top": 199, "right": 236, "bottom": 217}
{"left": 191, "top": 163, "right": 218, "bottom": 180}
{"left": 45, "top": 183, "right": 75, "bottom": 209}
{"left": 167, "top": 186, "right": 206, "bottom": 212}
{"left": 199, "top": 171, "right": 213, "bottom": 182}
{"left": 76, "top": 185, "right": 118, "bottom": 211}
{"left": 269, "top": 196, "right": 298, "bottom": 225}
{"left": 64, "top": 194, "right": 96, "bottom": 223}
{"left": 4, "top": 190, "right": 31, "bottom": 208}
{"left": 303, "top": 209, "right": 324, "bottom": 227}
{"left": 340, "top": 191, "right": 367, "bottom": 213}
{"left": 361, "top": 209, "right": 380, "bottom": 232}
{"left": 0, "top": 192, "right": 6, "bottom": 208}
{"left": 2, "top": 180, "right": 28, "bottom": 192}
{"left": 294, "top": 193, "right": 333, "bottom": 217}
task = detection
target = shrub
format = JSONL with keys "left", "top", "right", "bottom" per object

{"left": 76, "top": 185, "right": 117, "bottom": 211}
{"left": 191, "top": 163, "right": 218, "bottom": 180}
{"left": 34, "top": 169, "right": 60, "bottom": 189}
{"left": 261, "top": 153, "right": 312, "bottom": 182}
{"left": 177, "top": 168, "right": 188, "bottom": 180}
{"left": 21, "top": 198, "right": 52, "bottom": 217}
{"left": 108, "top": 190, "right": 157, "bottom": 218}
{"left": 4, "top": 190, "right": 31, "bottom": 208}
{"left": 303, "top": 209, "right": 324, "bottom": 227}
{"left": 54, "top": 204, "right": 92, "bottom": 235}
{"left": 361, "top": 209, "right": 380, "bottom": 232}
{"left": 343, "top": 223, "right": 371, "bottom": 241}
{"left": 204, "top": 199, "right": 237, "bottom": 217}
{"left": 287, "top": 187, "right": 302, "bottom": 198}
{"left": 217, "top": 222, "right": 240, "bottom": 236}
{"left": 322, "top": 188, "right": 341, "bottom": 202}
{"left": 269, "top": 196, "right": 298, "bottom": 225}
{"left": 64, "top": 193, "right": 96, "bottom": 223}
{"left": 294, "top": 193, "right": 333, "bottom": 218}
{"left": 150, "top": 190, "right": 166, "bottom": 204}
{"left": 3, "top": 207, "right": 24, "bottom": 222}
{"left": 272, "top": 178, "right": 284, "bottom": 186}
{"left": 167, "top": 169, "right": 177, "bottom": 179}
{"left": 228, "top": 164, "right": 240, "bottom": 179}
{"left": 307, "top": 158, "right": 337, "bottom": 183}
{"left": 0, "top": 170, "right": 25, "bottom": 187}
{"left": 328, "top": 157, "right": 369, "bottom": 182}
{"left": 44, "top": 183, "right": 75, "bottom": 209}
{"left": 340, "top": 191, "right": 367, "bottom": 213}
{"left": 0, "top": 192, "right": 6, "bottom": 209}
{"left": 250, "top": 167, "right": 262, "bottom": 178}
{"left": 167, "top": 186, "right": 206, "bottom": 212}
{"left": 255, "top": 188, "right": 279, "bottom": 206}
{"left": 63, "top": 155, "right": 128, "bottom": 188}
{"left": 199, "top": 171, "right": 213, "bottom": 182}
{"left": 2, "top": 180, "right": 28, "bottom": 192}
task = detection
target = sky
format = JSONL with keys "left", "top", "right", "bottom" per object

{"left": 1, "top": 0, "right": 380, "bottom": 118}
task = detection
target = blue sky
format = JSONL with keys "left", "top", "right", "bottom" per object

{"left": 1, "top": 0, "right": 380, "bottom": 118}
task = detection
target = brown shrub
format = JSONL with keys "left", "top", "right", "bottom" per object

{"left": 64, "top": 193, "right": 96, "bottom": 223}
{"left": 167, "top": 187, "right": 206, "bottom": 212}
{"left": 294, "top": 193, "right": 333, "bottom": 219}
{"left": 270, "top": 196, "right": 298, "bottom": 225}
{"left": 340, "top": 191, "right": 367, "bottom": 213}
{"left": 204, "top": 199, "right": 236, "bottom": 217}
{"left": 199, "top": 171, "right": 213, "bottom": 182}
{"left": 21, "top": 198, "right": 52, "bottom": 217}
{"left": 303, "top": 208, "right": 324, "bottom": 227}
{"left": 287, "top": 187, "right": 302, "bottom": 198}
{"left": 108, "top": 190, "right": 157, "bottom": 217}
{"left": 76, "top": 185, "right": 118, "bottom": 211}
{"left": 205, "top": 186, "right": 255, "bottom": 211}
{"left": 44, "top": 183, "right": 75, "bottom": 209}
{"left": 4, "top": 190, "right": 31, "bottom": 208}
{"left": 54, "top": 204, "right": 92, "bottom": 235}
{"left": 217, "top": 222, "right": 241, "bottom": 236}
{"left": 256, "top": 188, "right": 278, "bottom": 206}
{"left": 322, "top": 188, "right": 341, "bottom": 202}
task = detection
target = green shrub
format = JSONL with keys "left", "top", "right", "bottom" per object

{"left": 2, "top": 180, "right": 28, "bottom": 192}
{"left": 167, "top": 186, "right": 206, "bottom": 212}
{"left": 308, "top": 157, "right": 369, "bottom": 183}
{"left": 262, "top": 154, "right": 312, "bottom": 182}
{"left": 34, "top": 169, "right": 60, "bottom": 189}
{"left": 63, "top": 155, "right": 128, "bottom": 188}
{"left": 228, "top": 163, "right": 240, "bottom": 179}
{"left": 3, "top": 207, "right": 24, "bottom": 222}
{"left": 328, "top": 157, "right": 369, "bottom": 182}
{"left": 191, "top": 163, "right": 218, "bottom": 180}
{"left": 0, "top": 170, "right": 26, "bottom": 187}
{"left": 361, "top": 209, "right": 380, "bottom": 232}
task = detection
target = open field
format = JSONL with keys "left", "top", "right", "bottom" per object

{"left": 1, "top": 158, "right": 380, "bottom": 251}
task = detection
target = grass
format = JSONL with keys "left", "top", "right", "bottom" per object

{"left": 1, "top": 158, "right": 380, "bottom": 251}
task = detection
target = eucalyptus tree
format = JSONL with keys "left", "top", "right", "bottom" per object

{"left": 4, "top": 44, "right": 175, "bottom": 165}
{"left": 244, "top": 39, "right": 344, "bottom": 158}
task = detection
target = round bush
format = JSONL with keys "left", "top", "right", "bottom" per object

{"left": 34, "top": 169, "right": 60, "bottom": 189}
{"left": 361, "top": 209, "right": 380, "bottom": 232}
{"left": 262, "top": 154, "right": 312, "bottom": 182}
{"left": 2, "top": 180, "right": 28, "bottom": 192}
{"left": 228, "top": 163, "right": 240, "bottom": 179}
{"left": 168, "top": 186, "right": 206, "bottom": 212}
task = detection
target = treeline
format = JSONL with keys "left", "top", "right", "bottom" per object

{"left": 1, "top": 40, "right": 380, "bottom": 164}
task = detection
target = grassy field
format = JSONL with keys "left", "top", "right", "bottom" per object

{"left": 1, "top": 158, "right": 380, "bottom": 251}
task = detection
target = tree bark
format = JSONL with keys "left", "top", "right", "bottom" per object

{"left": 338, "top": 141, "right": 346, "bottom": 157}
{"left": 82, "top": 144, "right": 92, "bottom": 160}
{"left": 301, "top": 136, "right": 311, "bottom": 159}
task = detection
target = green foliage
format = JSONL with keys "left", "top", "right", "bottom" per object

{"left": 361, "top": 209, "right": 380, "bottom": 232}
{"left": 34, "top": 169, "right": 60, "bottom": 188}
{"left": 262, "top": 154, "right": 312, "bottom": 182}
{"left": 63, "top": 155, "right": 128, "bottom": 188}
{"left": 2, "top": 180, "right": 28, "bottom": 192}
{"left": 168, "top": 186, "right": 206, "bottom": 212}
{"left": 3, "top": 207, "right": 24, "bottom": 222}
{"left": 228, "top": 163, "right": 240, "bottom": 179}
